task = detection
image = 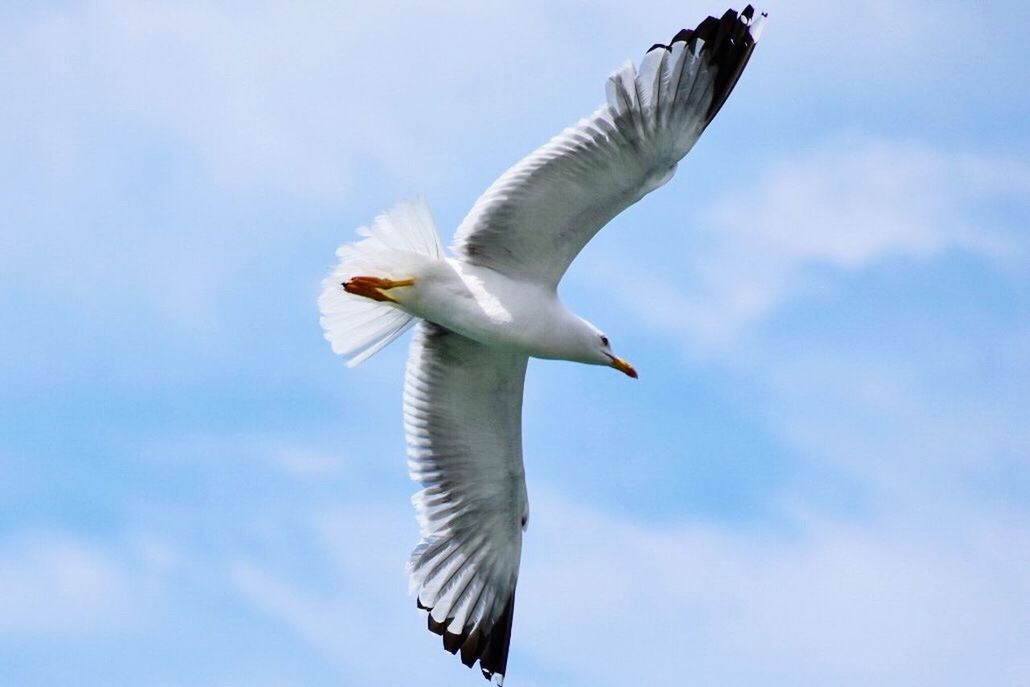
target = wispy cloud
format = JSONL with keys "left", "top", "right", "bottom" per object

{"left": 610, "top": 137, "right": 1030, "bottom": 348}
{"left": 228, "top": 503, "right": 462, "bottom": 684}
{"left": 0, "top": 0, "right": 580, "bottom": 207}
{"left": 262, "top": 442, "right": 348, "bottom": 481}
{"left": 0, "top": 535, "right": 136, "bottom": 635}
{"left": 219, "top": 487, "right": 1029, "bottom": 687}
{"left": 758, "top": 343, "right": 1030, "bottom": 513}
{"left": 515, "top": 491, "right": 1030, "bottom": 687}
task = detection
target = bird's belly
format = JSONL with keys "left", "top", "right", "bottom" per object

{"left": 400, "top": 260, "right": 559, "bottom": 355}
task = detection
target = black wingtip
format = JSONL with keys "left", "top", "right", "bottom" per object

{"left": 671, "top": 27, "right": 696, "bottom": 45}
{"left": 478, "top": 591, "right": 516, "bottom": 683}
{"left": 420, "top": 588, "right": 518, "bottom": 684}
{"left": 653, "top": 6, "right": 765, "bottom": 125}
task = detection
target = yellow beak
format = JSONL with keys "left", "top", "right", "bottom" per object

{"left": 607, "top": 355, "right": 638, "bottom": 379}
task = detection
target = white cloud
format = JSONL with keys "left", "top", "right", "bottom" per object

{"left": 221, "top": 489, "right": 1029, "bottom": 687}
{"left": 228, "top": 504, "right": 467, "bottom": 685}
{"left": 7, "top": 0, "right": 1005, "bottom": 210}
{"left": 230, "top": 562, "right": 353, "bottom": 662}
{"left": 757, "top": 344, "right": 1030, "bottom": 515}
{"left": 610, "top": 138, "right": 1030, "bottom": 348}
{"left": 0, "top": 0, "right": 580, "bottom": 205}
{"left": 135, "top": 432, "right": 354, "bottom": 485}
{"left": 0, "top": 535, "right": 135, "bottom": 635}
{"left": 260, "top": 441, "right": 348, "bottom": 481}
{"left": 589, "top": 129, "right": 1030, "bottom": 564}
{"left": 515, "top": 491, "right": 1030, "bottom": 687}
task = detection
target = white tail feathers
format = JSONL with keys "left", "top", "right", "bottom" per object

{"left": 319, "top": 199, "right": 444, "bottom": 367}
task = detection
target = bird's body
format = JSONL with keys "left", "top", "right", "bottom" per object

{"left": 372, "top": 256, "right": 598, "bottom": 363}
{"left": 319, "top": 7, "right": 765, "bottom": 684}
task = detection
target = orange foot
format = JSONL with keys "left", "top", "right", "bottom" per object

{"left": 342, "top": 276, "right": 415, "bottom": 303}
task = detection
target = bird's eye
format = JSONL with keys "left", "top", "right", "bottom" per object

{"left": 600, "top": 335, "right": 609, "bottom": 347}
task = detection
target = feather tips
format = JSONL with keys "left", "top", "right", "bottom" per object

{"left": 404, "top": 323, "right": 528, "bottom": 683}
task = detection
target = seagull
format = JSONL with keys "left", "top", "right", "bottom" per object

{"left": 319, "top": 7, "right": 764, "bottom": 683}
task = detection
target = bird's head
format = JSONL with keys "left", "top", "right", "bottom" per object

{"left": 577, "top": 319, "right": 638, "bottom": 379}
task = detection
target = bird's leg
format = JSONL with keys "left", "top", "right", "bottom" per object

{"left": 342, "top": 276, "right": 416, "bottom": 303}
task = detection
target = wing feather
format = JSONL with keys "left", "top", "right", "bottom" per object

{"left": 405, "top": 322, "right": 528, "bottom": 684}
{"left": 452, "top": 7, "right": 765, "bottom": 288}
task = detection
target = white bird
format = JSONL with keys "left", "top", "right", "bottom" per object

{"left": 319, "top": 7, "right": 765, "bottom": 684}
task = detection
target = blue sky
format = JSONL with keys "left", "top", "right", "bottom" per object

{"left": 2, "top": 1, "right": 1029, "bottom": 685}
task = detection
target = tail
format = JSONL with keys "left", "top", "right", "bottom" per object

{"left": 319, "top": 199, "right": 444, "bottom": 367}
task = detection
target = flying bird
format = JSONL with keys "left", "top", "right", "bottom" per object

{"left": 319, "top": 6, "right": 764, "bottom": 684}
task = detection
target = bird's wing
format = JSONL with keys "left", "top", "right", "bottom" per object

{"left": 405, "top": 322, "right": 529, "bottom": 685}
{"left": 452, "top": 6, "right": 765, "bottom": 289}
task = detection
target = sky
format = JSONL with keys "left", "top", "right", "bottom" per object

{"left": 2, "top": 1, "right": 1029, "bottom": 685}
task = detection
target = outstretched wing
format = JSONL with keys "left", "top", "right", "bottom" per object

{"left": 452, "top": 6, "right": 766, "bottom": 288}
{"left": 404, "top": 322, "right": 529, "bottom": 684}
